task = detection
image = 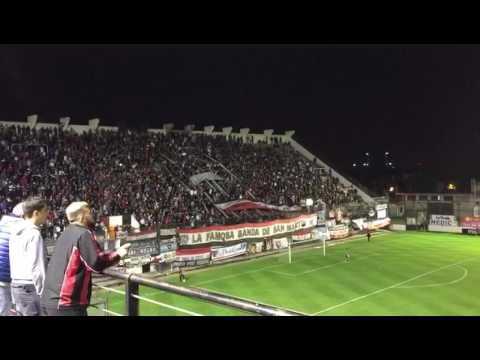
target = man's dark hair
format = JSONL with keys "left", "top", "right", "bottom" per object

{"left": 23, "top": 196, "right": 48, "bottom": 218}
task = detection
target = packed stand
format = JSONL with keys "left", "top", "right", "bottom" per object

{"left": 0, "top": 125, "right": 362, "bottom": 238}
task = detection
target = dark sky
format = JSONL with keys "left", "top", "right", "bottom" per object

{"left": 0, "top": 45, "right": 478, "bottom": 179}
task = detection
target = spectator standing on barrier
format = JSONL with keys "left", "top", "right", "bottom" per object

{"left": 0, "top": 202, "right": 25, "bottom": 316}
{"left": 9, "top": 197, "right": 49, "bottom": 316}
{"left": 41, "top": 201, "right": 131, "bottom": 316}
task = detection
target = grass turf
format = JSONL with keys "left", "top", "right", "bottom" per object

{"left": 90, "top": 231, "right": 480, "bottom": 316}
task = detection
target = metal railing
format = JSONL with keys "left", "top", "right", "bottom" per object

{"left": 102, "top": 268, "right": 303, "bottom": 316}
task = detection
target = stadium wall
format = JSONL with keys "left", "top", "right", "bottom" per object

{"left": 427, "top": 225, "right": 462, "bottom": 233}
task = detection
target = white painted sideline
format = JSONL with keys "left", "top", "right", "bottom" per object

{"left": 311, "top": 257, "right": 477, "bottom": 315}
{"left": 130, "top": 294, "right": 204, "bottom": 316}
{"left": 95, "top": 284, "right": 204, "bottom": 316}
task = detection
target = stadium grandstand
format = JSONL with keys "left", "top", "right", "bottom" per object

{"left": 0, "top": 115, "right": 377, "bottom": 246}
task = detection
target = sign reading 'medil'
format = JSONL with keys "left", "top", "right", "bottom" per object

{"left": 430, "top": 215, "right": 458, "bottom": 227}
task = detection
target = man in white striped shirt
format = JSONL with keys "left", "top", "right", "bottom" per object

{"left": 9, "top": 197, "right": 49, "bottom": 316}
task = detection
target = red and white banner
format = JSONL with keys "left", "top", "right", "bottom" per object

{"left": 126, "top": 229, "right": 157, "bottom": 242}
{"left": 461, "top": 216, "right": 480, "bottom": 229}
{"left": 215, "top": 199, "right": 302, "bottom": 213}
{"left": 173, "top": 247, "right": 211, "bottom": 268}
{"left": 364, "top": 218, "right": 391, "bottom": 230}
{"left": 291, "top": 228, "right": 312, "bottom": 241}
{"left": 175, "top": 247, "right": 211, "bottom": 261}
{"left": 151, "top": 251, "right": 176, "bottom": 263}
{"left": 178, "top": 214, "right": 318, "bottom": 245}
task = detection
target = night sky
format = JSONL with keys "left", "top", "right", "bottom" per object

{"left": 0, "top": 45, "right": 478, "bottom": 180}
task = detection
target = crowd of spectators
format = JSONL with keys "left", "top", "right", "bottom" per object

{"left": 0, "top": 125, "right": 362, "bottom": 239}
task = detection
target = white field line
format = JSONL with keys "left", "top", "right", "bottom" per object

{"left": 130, "top": 294, "right": 204, "bottom": 316}
{"left": 187, "top": 285, "right": 309, "bottom": 316}
{"left": 397, "top": 265, "right": 469, "bottom": 289}
{"left": 266, "top": 270, "right": 297, "bottom": 277}
{"left": 195, "top": 263, "right": 292, "bottom": 285}
{"left": 95, "top": 286, "right": 204, "bottom": 316}
{"left": 311, "top": 257, "right": 477, "bottom": 315}
{"left": 101, "top": 308, "right": 124, "bottom": 316}
{"left": 94, "top": 285, "right": 126, "bottom": 295}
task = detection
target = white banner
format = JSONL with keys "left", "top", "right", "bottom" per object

{"left": 352, "top": 218, "right": 366, "bottom": 230}
{"left": 273, "top": 238, "right": 289, "bottom": 249}
{"left": 365, "top": 218, "right": 391, "bottom": 230}
{"left": 377, "top": 209, "right": 387, "bottom": 219}
{"left": 375, "top": 204, "right": 388, "bottom": 211}
{"left": 211, "top": 242, "right": 248, "bottom": 262}
{"left": 159, "top": 227, "right": 177, "bottom": 236}
{"left": 178, "top": 214, "right": 318, "bottom": 245}
{"left": 215, "top": 199, "right": 302, "bottom": 213}
{"left": 430, "top": 215, "right": 458, "bottom": 227}
{"left": 329, "top": 224, "right": 349, "bottom": 239}
{"left": 151, "top": 251, "right": 176, "bottom": 263}
{"left": 126, "top": 230, "right": 157, "bottom": 242}
{"left": 312, "top": 226, "right": 330, "bottom": 241}
{"left": 109, "top": 215, "right": 123, "bottom": 227}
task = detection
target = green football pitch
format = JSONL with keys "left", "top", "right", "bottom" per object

{"left": 90, "top": 231, "right": 480, "bottom": 316}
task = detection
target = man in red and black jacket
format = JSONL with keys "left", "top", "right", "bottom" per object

{"left": 41, "top": 202, "right": 130, "bottom": 316}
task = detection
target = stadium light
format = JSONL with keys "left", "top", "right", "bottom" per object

{"left": 222, "top": 127, "right": 232, "bottom": 135}
{"left": 389, "top": 186, "right": 395, "bottom": 193}
{"left": 204, "top": 125, "right": 215, "bottom": 134}
{"left": 27, "top": 114, "right": 38, "bottom": 128}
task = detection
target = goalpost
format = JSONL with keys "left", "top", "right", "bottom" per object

{"left": 288, "top": 235, "right": 326, "bottom": 264}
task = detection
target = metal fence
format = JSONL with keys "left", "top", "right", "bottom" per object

{"left": 95, "top": 268, "right": 303, "bottom": 316}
